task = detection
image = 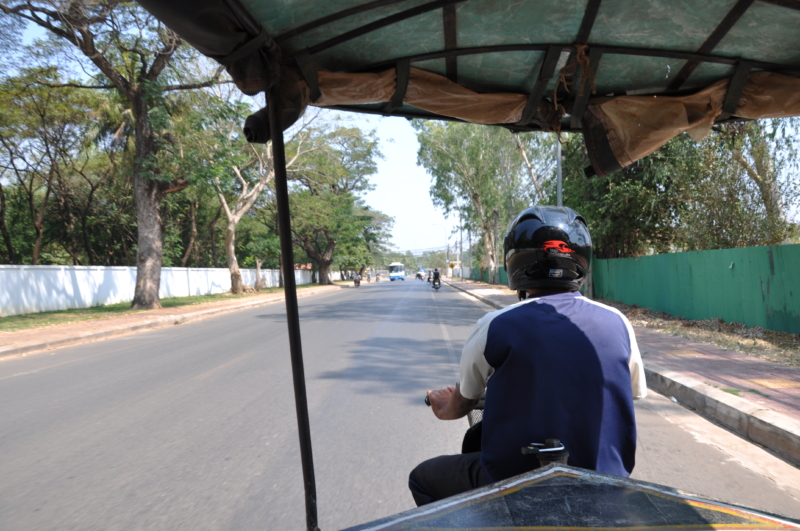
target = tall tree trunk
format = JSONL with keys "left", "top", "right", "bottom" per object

{"left": 278, "top": 253, "right": 284, "bottom": 288}
{"left": 482, "top": 224, "right": 496, "bottom": 271}
{"left": 254, "top": 258, "right": 264, "bottom": 290}
{"left": 299, "top": 235, "right": 336, "bottom": 285}
{"left": 0, "top": 182, "right": 16, "bottom": 264}
{"left": 131, "top": 99, "right": 164, "bottom": 309}
{"left": 224, "top": 220, "right": 243, "bottom": 294}
{"left": 208, "top": 205, "right": 221, "bottom": 267}
{"left": 81, "top": 183, "right": 100, "bottom": 265}
{"left": 318, "top": 261, "right": 332, "bottom": 285}
{"left": 29, "top": 172, "right": 54, "bottom": 265}
{"left": 180, "top": 200, "right": 197, "bottom": 267}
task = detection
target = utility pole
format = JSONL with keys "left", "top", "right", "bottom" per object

{"left": 468, "top": 228, "right": 472, "bottom": 280}
{"left": 459, "top": 210, "right": 463, "bottom": 281}
{"left": 492, "top": 209, "right": 499, "bottom": 284}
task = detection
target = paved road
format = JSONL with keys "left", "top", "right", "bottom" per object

{"left": 1, "top": 280, "right": 799, "bottom": 530}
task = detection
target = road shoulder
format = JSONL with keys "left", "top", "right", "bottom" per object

{"left": 0, "top": 284, "right": 345, "bottom": 360}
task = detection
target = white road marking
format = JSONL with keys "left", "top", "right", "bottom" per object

{"left": 429, "top": 288, "right": 460, "bottom": 373}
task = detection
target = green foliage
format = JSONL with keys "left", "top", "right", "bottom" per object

{"left": 415, "top": 121, "right": 543, "bottom": 268}
{"left": 677, "top": 120, "right": 800, "bottom": 250}
{"left": 560, "top": 118, "right": 800, "bottom": 258}
{"left": 251, "top": 123, "right": 392, "bottom": 281}
{"left": 238, "top": 216, "right": 281, "bottom": 269}
{"left": 559, "top": 133, "right": 690, "bottom": 258}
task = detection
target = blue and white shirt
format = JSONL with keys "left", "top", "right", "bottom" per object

{"left": 459, "top": 292, "right": 646, "bottom": 483}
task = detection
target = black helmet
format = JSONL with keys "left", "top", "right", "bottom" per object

{"left": 503, "top": 206, "right": 592, "bottom": 292}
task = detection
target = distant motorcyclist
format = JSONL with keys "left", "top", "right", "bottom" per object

{"left": 431, "top": 268, "right": 441, "bottom": 288}
{"left": 410, "top": 206, "right": 646, "bottom": 506}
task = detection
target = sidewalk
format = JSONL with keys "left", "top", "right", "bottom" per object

{"left": 0, "top": 284, "right": 345, "bottom": 360}
{"left": 444, "top": 278, "right": 800, "bottom": 467}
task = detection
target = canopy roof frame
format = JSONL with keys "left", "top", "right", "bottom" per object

{"left": 273, "top": 0, "right": 800, "bottom": 128}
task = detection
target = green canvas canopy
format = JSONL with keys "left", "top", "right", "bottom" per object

{"left": 138, "top": 0, "right": 800, "bottom": 176}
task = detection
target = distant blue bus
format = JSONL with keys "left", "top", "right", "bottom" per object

{"left": 389, "top": 262, "right": 405, "bottom": 281}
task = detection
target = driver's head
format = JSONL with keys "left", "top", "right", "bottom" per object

{"left": 503, "top": 206, "right": 592, "bottom": 292}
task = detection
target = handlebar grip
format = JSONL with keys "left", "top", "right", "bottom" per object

{"left": 424, "top": 395, "right": 431, "bottom": 406}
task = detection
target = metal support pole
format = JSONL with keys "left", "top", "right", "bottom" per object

{"left": 492, "top": 210, "right": 499, "bottom": 284}
{"left": 268, "top": 85, "right": 320, "bottom": 531}
{"left": 557, "top": 137, "right": 563, "bottom": 207}
{"left": 459, "top": 213, "right": 463, "bottom": 282}
{"left": 468, "top": 228, "right": 471, "bottom": 280}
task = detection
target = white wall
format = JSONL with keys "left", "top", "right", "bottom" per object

{"left": 0, "top": 265, "right": 314, "bottom": 317}
{"left": 452, "top": 267, "right": 471, "bottom": 279}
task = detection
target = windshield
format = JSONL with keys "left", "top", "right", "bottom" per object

{"left": 389, "top": 265, "right": 404, "bottom": 273}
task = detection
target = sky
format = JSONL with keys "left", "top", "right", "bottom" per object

{"left": 329, "top": 111, "right": 464, "bottom": 255}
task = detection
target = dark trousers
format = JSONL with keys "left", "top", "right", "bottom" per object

{"left": 408, "top": 452, "right": 489, "bottom": 506}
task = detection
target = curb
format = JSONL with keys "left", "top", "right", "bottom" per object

{"left": 444, "top": 279, "right": 800, "bottom": 467}
{"left": 443, "top": 279, "right": 505, "bottom": 310}
{"left": 0, "top": 285, "right": 343, "bottom": 358}
{"left": 645, "top": 363, "right": 800, "bottom": 466}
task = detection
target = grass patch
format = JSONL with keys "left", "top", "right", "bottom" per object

{"left": 0, "top": 285, "right": 322, "bottom": 333}
{"left": 598, "top": 299, "right": 800, "bottom": 368}
{"left": 747, "top": 388, "right": 771, "bottom": 397}
{"left": 721, "top": 388, "right": 742, "bottom": 396}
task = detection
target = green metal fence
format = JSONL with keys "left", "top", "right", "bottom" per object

{"left": 472, "top": 267, "right": 507, "bottom": 284}
{"left": 592, "top": 244, "right": 800, "bottom": 334}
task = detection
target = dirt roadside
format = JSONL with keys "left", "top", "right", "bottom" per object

{"left": 0, "top": 284, "right": 347, "bottom": 360}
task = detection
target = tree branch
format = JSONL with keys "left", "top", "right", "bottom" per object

{"left": 513, "top": 135, "right": 547, "bottom": 200}
{"left": 146, "top": 28, "right": 181, "bottom": 81}
{"left": 162, "top": 65, "right": 228, "bottom": 91}
{"left": 34, "top": 81, "right": 115, "bottom": 90}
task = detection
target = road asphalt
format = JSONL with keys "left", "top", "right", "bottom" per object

{"left": 1, "top": 279, "right": 799, "bottom": 530}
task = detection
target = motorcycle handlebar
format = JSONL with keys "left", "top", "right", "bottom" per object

{"left": 424, "top": 388, "right": 485, "bottom": 409}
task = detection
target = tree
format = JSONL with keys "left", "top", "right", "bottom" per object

{"left": 679, "top": 119, "right": 800, "bottom": 249}
{"left": 333, "top": 202, "right": 393, "bottom": 274}
{"left": 175, "top": 91, "right": 322, "bottom": 292}
{"left": 415, "top": 121, "right": 533, "bottom": 272}
{"left": 0, "top": 69, "right": 106, "bottom": 264}
{"left": 284, "top": 125, "right": 383, "bottom": 284}
{"left": 1, "top": 1, "right": 224, "bottom": 307}
{"left": 558, "top": 133, "right": 691, "bottom": 258}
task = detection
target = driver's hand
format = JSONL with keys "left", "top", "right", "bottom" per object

{"left": 427, "top": 386, "right": 456, "bottom": 418}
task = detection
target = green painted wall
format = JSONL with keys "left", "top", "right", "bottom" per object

{"left": 592, "top": 245, "right": 800, "bottom": 334}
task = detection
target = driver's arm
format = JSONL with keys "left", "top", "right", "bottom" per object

{"left": 427, "top": 385, "right": 478, "bottom": 420}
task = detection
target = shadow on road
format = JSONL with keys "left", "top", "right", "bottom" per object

{"left": 316, "top": 336, "right": 458, "bottom": 405}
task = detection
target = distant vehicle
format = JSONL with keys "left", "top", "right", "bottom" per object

{"left": 388, "top": 262, "right": 405, "bottom": 281}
